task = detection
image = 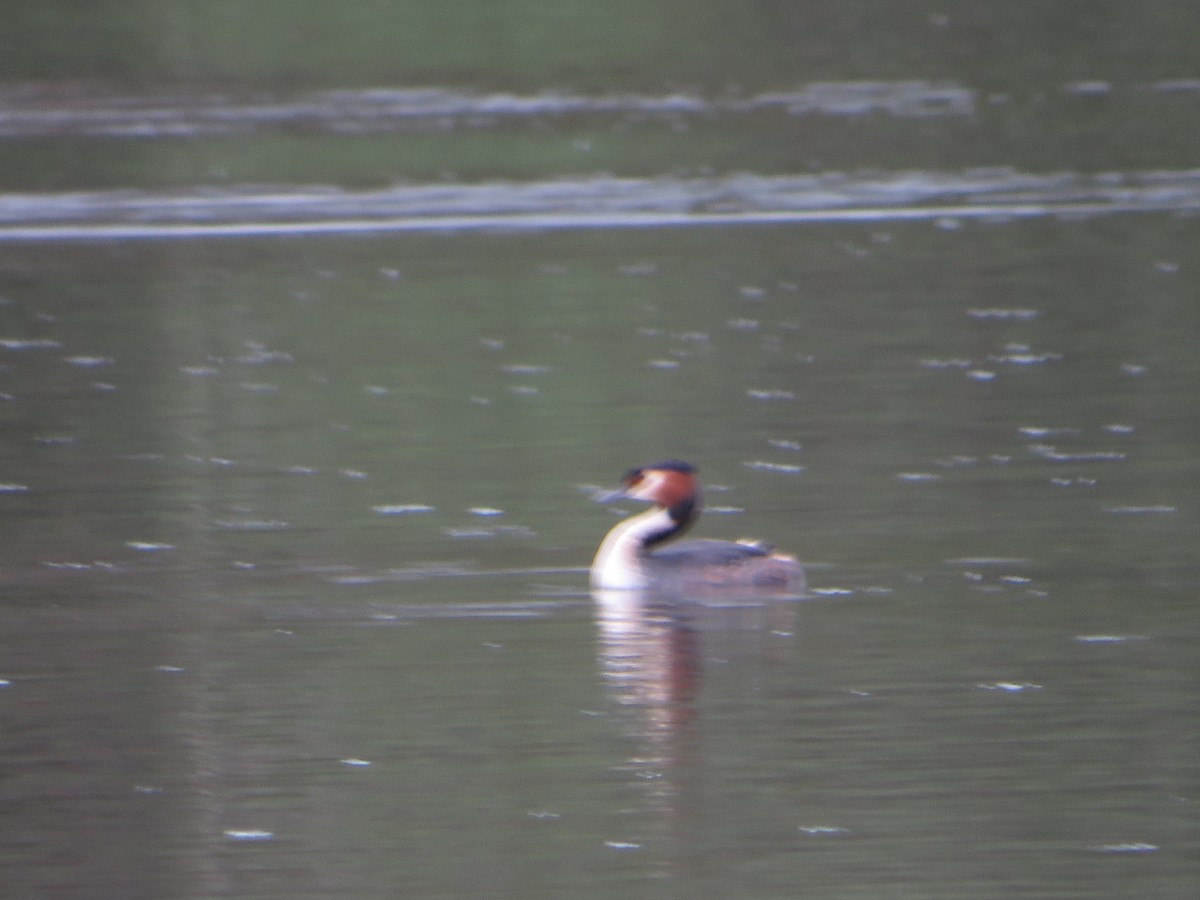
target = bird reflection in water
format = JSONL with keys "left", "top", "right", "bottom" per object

{"left": 593, "top": 589, "right": 800, "bottom": 820}
{"left": 594, "top": 590, "right": 702, "bottom": 733}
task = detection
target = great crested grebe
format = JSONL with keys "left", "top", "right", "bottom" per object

{"left": 590, "top": 460, "right": 805, "bottom": 592}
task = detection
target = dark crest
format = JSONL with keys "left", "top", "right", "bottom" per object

{"left": 625, "top": 459, "right": 696, "bottom": 480}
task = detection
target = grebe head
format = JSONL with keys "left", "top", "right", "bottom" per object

{"left": 597, "top": 459, "right": 700, "bottom": 512}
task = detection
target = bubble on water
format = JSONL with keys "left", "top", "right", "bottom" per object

{"left": 0, "top": 338, "right": 62, "bottom": 350}
{"left": 500, "top": 364, "right": 551, "bottom": 376}
{"left": 1020, "top": 426, "right": 1081, "bottom": 438}
{"left": 1028, "top": 445, "right": 1126, "bottom": 463}
{"left": 339, "top": 758, "right": 372, "bottom": 767}
{"left": 65, "top": 355, "right": 114, "bottom": 367}
{"left": 604, "top": 840, "right": 642, "bottom": 851}
{"left": 373, "top": 504, "right": 435, "bottom": 516}
{"left": 1102, "top": 423, "right": 1135, "bottom": 435}
{"left": 466, "top": 507, "right": 503, "bottom": 518}
{"left": 647, "top": 358, "right": 681, "bottom": 370}
{"left": 1119, "top": 363, "right": 1147, "bottom": 376}
{"left": 43, "top": 560, "right": 111, "bottom": 571}
{"left": 1091, "top": 842, "right": 1158, "bottom": 854}
{"left": 966, "top": 308, "right": 1039, "bottom": 321}
{"left": 768, "top": 438, "right": 803, "bottom": 451}
{"left": 897, "top": 472, "right": 940, "bottom": 482}
{"left": 186, "top": 455, "right": 236, "bottom": 467}
{"left": 1102, "top": 505, "right": 1176, "bottom": 515}
{"left": 1073, "top": 634, "right": 1146, "bottom": 645}
{"left": 339, "top": 469, "right": 369, "bottom": 480}
{"left": 919, "top": 357, "right": 972, "bottom": 369}
{"left": 1153, "top": 78, "right": 1200, "bottom": 93}
{"left": 746, "top": 388, "right": 794, "bottom": 401}
{"left": 126, "top": 541, "right": 175, "bottom": 552}
{"left": 443, "top": 527, "right": 495, "bottom": 539}
{"left": 977, "top": 682, "right": 1042, "bottom": 692}
{"left": 727, "top": 318, "right": 760, "bottom": 331}
{"left": 527, "top": 810, "right": 561, "bottom": 820}
{"left": 935, "top": 455, "right": 977, "bottom": 468}
{"left": 181, "top": 365, "right": 220, "bottom": 377}
{"left": 742, "top": 460, "right": 805, "bottom": 474}
{"left": 212, "top": 519, "right": 290, "bottom": 531}
{"left": 497, "top": 525, "right": 536, "bottom": 538}
{"left": 224, "top": 830, "right": 274, "bottom": 842}
{"left": 237, "top": 343, "right": 294, "bottom": 365}
{"left": 966, "top": 369, "right": 997, "bottom": 381}
{"left": 239, "top": 382, "right": 278, "bottom": 394}
{"left": 284, "top": 465, "right": 319, "bottom": 476}
{"left": 799, "top": 825, "right": 851, "bottom": 836}
{"left": 0, "top": 483, "right": 30, "bottom": 493}
{"left": 479, "top": 337, "right": 505, "bottom": 350}
{"left": 991, "top": 352, "right": 1062, "bottom": 366}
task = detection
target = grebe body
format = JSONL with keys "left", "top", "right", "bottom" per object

{"left": 590, "top": 460, "right": 804, "bottom": 593}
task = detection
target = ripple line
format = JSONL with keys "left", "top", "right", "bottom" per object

{"left": 3, "top": 169, "right": 1200, "bottom": 242}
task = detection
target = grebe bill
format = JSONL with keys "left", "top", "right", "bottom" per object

{"left": 589, "top": 460, "right": 804, "bottom": 592}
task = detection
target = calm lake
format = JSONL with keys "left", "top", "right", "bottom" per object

{"left": 2, "top": 4, "right": 1199, "bottom": 898}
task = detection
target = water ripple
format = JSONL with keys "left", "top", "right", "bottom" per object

{"left": 0, "top": 82, "right": 975, "bottom": 140}
{"left": 4, "top": 168, "right": 1200, "bottom": 241}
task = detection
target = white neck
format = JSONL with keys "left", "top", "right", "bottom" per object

{"left": 590, "top": 506, "right": 677, "bottom": 590}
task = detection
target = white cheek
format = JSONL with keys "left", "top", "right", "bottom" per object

{"left": 628, "top": 471, "right": 666, "bottom": 500}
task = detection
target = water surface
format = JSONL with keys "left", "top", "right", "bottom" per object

{"left": 2, "top": 4, "right": 1199, "bottom": 898}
